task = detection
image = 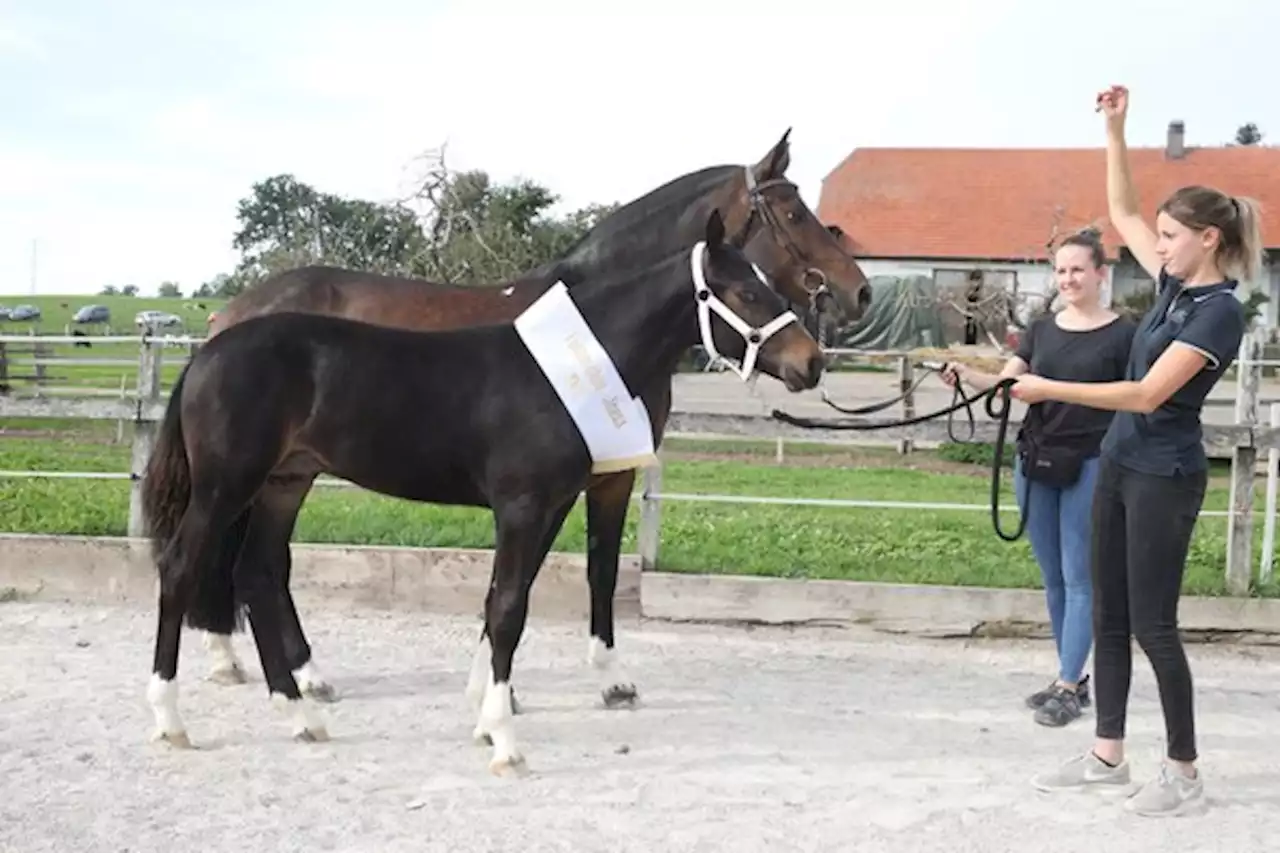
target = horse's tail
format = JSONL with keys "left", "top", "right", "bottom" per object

{"left": 141, "top": 360, "right": 247, "bottom": 635}
{"left": 142, "top": 361, "right": 192, "bottom": 564}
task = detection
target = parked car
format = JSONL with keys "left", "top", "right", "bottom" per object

{"left": 134, "top": 310, "right": 182, "bottom": 330}
{"left": 8, "top": 304, "right": 41, "bottom": 321}
{"left": 73, "top": 304, "right": 111, "bottom": 324}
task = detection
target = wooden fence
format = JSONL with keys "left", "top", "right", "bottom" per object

{"left": 0, "top": 331, "right": 1277, "bottom": 596}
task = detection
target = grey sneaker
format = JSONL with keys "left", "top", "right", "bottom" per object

{"left": 1031, "top": 751, "right": 1131, "bottom": 793}
{"left": 1034, "top": 686, "right": 1085, "bottom": 728}
{"left": 1124, "top": 763, "right": 1205, "bottom": 817}
{"left": 1026, "top": 675, "right": 1091, "bottom": 710}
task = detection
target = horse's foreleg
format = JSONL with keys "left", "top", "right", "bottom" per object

{"left": 472, "top": 492, "right": 568, "bottom": 776}
{"left": 584, "top": 471, "right": 639, "bottom": 709}
{"left": 467, "top": 494, "right": 576, "bottom": 716}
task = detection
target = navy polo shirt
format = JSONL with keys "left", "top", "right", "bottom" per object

{"left": 1100, "top": 268, "right": 1246, "bottom": 476}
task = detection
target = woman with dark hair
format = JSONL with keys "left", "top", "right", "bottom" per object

{"left": 943, "top": 229, "right": 1134, "bottom": 729}
{"left": 1020, "top": 84, "right": 1261, "bottom": 817}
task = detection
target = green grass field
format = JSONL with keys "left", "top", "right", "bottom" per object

{"left": 0, "top": 418, "right": 1274, "bottom": 599}
{"left": 0, "top": 294, "right": 227, "bottom": 395}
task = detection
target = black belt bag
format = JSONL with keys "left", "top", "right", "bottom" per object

{"left": 1018, "top": 436, "right": 1087, "bottom": 489}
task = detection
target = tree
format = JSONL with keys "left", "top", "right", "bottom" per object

{"left": 192, "top": 272, "right": 246, "bottom": 298}
{"left": 217, "top": 147, "right": 619, "bottom": 294}
{"left": 157, "top": 281, "right": 182, "bottom": 298}
{"left": 229, "top": 174, "right": 426, "bottom": 286}
{"left": 398, "top": 146, "right": 616, "bottom": 285}
{"left": 1235, "top": 123, "right": 1264, "bottom": 145}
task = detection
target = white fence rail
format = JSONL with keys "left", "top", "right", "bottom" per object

{"left": 0, "top": 331, "right": 1277, "bottom": 596}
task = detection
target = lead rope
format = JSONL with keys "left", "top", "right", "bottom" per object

{"left": 771, "top": 370, "right": 1028, "bottom": 542}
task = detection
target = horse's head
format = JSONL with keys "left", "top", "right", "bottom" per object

{"left": 694, "top": 209, "right": 824, "bottom": 392}
{"left": 731, "top": 128, "right": 872, "bottom": 336}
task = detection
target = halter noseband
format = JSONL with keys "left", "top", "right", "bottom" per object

{"left": 690, "top": 241, "right": 799, "bottom": 381}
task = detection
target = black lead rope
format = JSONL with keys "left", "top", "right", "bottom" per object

{"left": 770, "top": 370, "right": 1027, "bottom": 542}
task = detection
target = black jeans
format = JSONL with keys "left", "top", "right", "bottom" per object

{"left": 1090, "top": 456, "right": 1207, "bottom": 762}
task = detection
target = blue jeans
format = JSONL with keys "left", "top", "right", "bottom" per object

{"left": 1014, "top": 454, "right": 1099, "bottom": 685}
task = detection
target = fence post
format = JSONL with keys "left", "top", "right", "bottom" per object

{"left": 128, "top": 336, "right": 164, "bottom": 538}
{"left": 33, "top": 341, "right": 49, "bottom": 388}
{"left": 1260, "top": 402, "right": 1280, "bottom": 586}
{"left": 637, "top": 461, "right": 663, "bottom": 571}
{"left": 897, "top": 354, "right": 915, "bottom": 455}
{"left": 1225, "top": 329, "right": 1262, "bottom": 596}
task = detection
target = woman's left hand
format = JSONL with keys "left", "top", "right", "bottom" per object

{"left": 1011, "top": 374, "right": 1052, "bottom": 404}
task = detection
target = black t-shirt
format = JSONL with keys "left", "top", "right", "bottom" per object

{"left": 1100, "top": 269, "right": 1246, "bottom": 476}
{"left": 1015, "top": 312, "right": 1136, "bottom": 456}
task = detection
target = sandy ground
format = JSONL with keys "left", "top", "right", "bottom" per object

{"left": 2, "top": 601, "right": 1278, "bottom": 853}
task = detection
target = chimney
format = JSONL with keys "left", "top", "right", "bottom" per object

{"left": 1166, "top": 120, "right": 1186, "bottom": 159}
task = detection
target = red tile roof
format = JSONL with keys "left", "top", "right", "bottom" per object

{"left": 816, "top": 144, "right": 1280, "bottom": 260}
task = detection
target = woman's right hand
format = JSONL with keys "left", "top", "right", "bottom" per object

{"left": 1095, "top": 84, "right": 1129, "bottom": 125}
{"left": 940, "top": 362, "right": 966, "bottom": 387}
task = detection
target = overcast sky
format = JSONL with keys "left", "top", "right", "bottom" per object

{"left": 3, "top": 0, "right": 1277, "bottom": 296}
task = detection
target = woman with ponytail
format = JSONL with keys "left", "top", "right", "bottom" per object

{"left": 1016, "top": 84, "right": 1263, "bottom": 817}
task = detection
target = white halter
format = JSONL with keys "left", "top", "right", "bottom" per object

{"left": 690, "top": 241, "right": 799, "bottom": 380}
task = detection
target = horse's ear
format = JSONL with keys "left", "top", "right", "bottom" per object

{"left": 752, "top": 127, "right": 792, "bottom": 182}
{"left": 705, "top": 208, "right": 726, "bottom": 247}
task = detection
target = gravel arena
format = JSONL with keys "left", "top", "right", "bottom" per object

{"left": 3, "top": 597, "right": 1278, "bottom": 853}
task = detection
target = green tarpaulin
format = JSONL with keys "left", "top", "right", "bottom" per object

{"left": 835, "top": 275, "right": 951, "bottom": 351}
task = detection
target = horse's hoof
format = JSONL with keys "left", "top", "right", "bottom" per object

{"left": 303, "top": 682, "right": 339, "bottom": 704}
{"left": 207, "top": 664, "right": 247, "bottom": 686}
{"left": 601, "top": 683, "right": 639, "bottom": 710}
{"left": 152, "top": 729, "right": 193, "bottom": 750}
{"left": 489, "top": 754, "right": 529, "bottom": 778}
{"left": 293, "top": 726, "right": 330, "bottom": 744}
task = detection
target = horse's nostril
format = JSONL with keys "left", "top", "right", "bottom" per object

{"left": 858, "top": 287, "right": 872, "bottom": 308}
{"left": 807, "top": 353, "right": 825, "bottom": 384}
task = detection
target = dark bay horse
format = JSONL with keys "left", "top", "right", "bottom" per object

{"left": 143, "top": 210, "right": 824, "bottom": 775}
{"left": 187, "top": 129, "right": 871, "bottom": 711}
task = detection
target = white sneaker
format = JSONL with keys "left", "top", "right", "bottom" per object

{"left": 1031, "top": 751, "right": 1131, "bottom": 792}
{"left": 1124, "top": 763, "right": 1205, "bottom": 817}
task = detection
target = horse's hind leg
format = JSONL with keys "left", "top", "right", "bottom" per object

{"left": 201, "top": 478, "right": 334, "bottom": 703}
{"left": 149, "top": 489, "right": 253, "bottom": 748}
{"left": 583, "top": 471, "right": 639, "bottom": 709}
{"left": 202, "top": 508, "right": 252, "bottom": 685}
{"left": 234, "top": 495, "right": 328, "bottom": 743}
{"left": 262, "top": 472, "right": 337, "bottom": 703}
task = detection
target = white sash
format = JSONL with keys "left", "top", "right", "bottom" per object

{"left": 513, "top": 281, "right": 658, "bottom": 474}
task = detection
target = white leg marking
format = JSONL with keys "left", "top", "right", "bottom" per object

{"left": 147, "top": 673, "right": 191, "bottom": 748}
{"left": 270, "top": 691, "right": 329, "bottom": 742}
{"left": 588, "top": 635, "right": 638, "bottom": 708}
{"left": 478, "top": 677, "right": 525, "bottom": 776}
{"left": 292, "top": 660, "right": 336, "bottom": 701}
{"left": 203, "top": 631, "right": 247, "bottom": 684}
{"left": 466, "top": 633, "right": 492, "bottom": 711}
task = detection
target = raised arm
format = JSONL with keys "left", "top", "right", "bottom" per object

{"left": 1098, "top": 85, "right": 1163, "bottom": 281}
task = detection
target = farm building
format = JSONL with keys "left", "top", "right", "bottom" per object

{"left": 817, "top": 121, "right": 1280, "bottom": 348}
